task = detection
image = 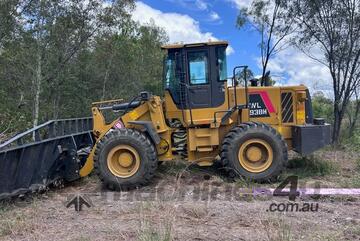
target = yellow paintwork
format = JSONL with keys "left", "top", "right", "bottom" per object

{"left": 122, "top": 96, "right": 174, "bottom": 162}
{"left": 163, "top": 83, "right": 307, "bottom": 162}
{"left": 246, "top": 146, "right": 262, "bottom": 162}
{"left": 107, "top": 145, "right": 141, "bottom": 178}
{"left": 79, "top": 107, "right": 120, "bottom": 177}
{"left": 238, "top": 139, "right": 274, "bottom": 173}
{"left": 80, "top": 66, "right": 309, "bottom": 177}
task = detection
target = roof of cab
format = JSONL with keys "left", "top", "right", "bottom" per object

{"left": 161, "top": 41, "right": 228, "bottom": 50}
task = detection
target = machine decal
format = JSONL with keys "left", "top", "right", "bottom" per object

{"left": 249, "top": 91, "right": 275, "bottom": 118}
{"left": 129, "top": 110, "right": 140, "bottom": 120}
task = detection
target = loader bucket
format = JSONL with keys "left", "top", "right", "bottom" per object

{"left": 0, "top": 118, "right": 94, "bottom": 200}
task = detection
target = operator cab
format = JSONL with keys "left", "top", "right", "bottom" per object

{"left": 162, "top": 41, "right": 228, "bottom": 109}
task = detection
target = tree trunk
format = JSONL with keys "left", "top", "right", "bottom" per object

{"left": 101, "top": 57, "right": 112, "bottom": 101}
{"left": 333, "top": 100, "right": 348, "bottom": 146}
{"left": 52, "top": 93, "right": 60, "bottom": 120}
{"left": 102, "top": 68, "right": 110, "bottom": 101}
{"left": 33, "top": 50, "right": 41, "bottom": 128}
{"left": 349, "top": 100, "right": 360, "bottom": 136}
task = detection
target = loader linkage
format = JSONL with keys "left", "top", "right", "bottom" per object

{"left": 0, "top": 118, "right": 93, "bottom": 200}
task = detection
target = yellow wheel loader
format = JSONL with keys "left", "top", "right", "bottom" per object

{"left": 0, "top": 41, "right": 331, "bottom": 197}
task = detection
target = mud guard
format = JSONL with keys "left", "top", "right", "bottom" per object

{"left": 128, "top": 121, "right": 161, "bottom": 144}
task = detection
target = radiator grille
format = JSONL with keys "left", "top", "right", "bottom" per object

{"left": 281, "top": 92, "right": 294, "bottom": 123}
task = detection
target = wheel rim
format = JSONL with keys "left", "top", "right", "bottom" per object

{"left": 107, "top": 145, "right": 140, "bottom": 178}
{"left": 238, "top": 139, "right": 273, "bottom": 173}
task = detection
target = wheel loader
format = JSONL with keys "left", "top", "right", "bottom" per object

{"left": 0, "top": 41, "right": 331, "bottom": 198}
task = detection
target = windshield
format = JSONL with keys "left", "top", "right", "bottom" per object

{"left": 188, "top": 51, "right": 209, "bottom": 85}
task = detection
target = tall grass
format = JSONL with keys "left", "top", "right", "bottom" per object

{"left": 261, "top": 217, "right": 292, "bottom": 241}
{"left": 137, "top": 220, "right": 172, "bottom": 241}
{"left": 285, "top": 155, "right": 338, "bottom": 178}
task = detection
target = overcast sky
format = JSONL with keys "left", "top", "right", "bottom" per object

{"left": 132, "top": 0, "right": 332, "bottom": 96}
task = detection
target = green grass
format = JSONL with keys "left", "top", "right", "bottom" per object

{"left": 262, "top": 217, "right": 292, "bottom": 241}
{"left": 159, "top": 160, "right": 227, "bottom": 183}
{"left": 342, "top": 129, "right": 360, "bottom": 152}
{"left": 284, "top": 155, "right": 338, "bottom": 178}
{"left": 234, "top": 176, "right": 260, "bottom": 188}
{"left": 356, "top": 158, "right": 360, "bottom": 171}
{"left": 0, "top": 199, "right": 39, "bottom": 238}
{"left": 276, "top": 221, "right": 292, "bottom": 241}
{"left": 0, "top": 212, "right": 27, "bottom": 237}
{"left": 347, "top": 225, "right": 360, "bottom": 238}
{"left": 340, "top": 174, "right": 360, "bottom": 188}
{"left": 0, "top": 201, "right": 14, "bottom": 218}
{"left": 137, "top": 221, "right": 172, "bottom": 241}
{"left": 158, "top": 161, "right": 187, "bottom": 176}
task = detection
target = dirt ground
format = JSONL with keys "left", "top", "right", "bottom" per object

{"left": 0, "top": 150, "right": 359, "bottom": 241}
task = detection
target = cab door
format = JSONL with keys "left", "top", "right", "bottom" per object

{"left": 186, "top": 49, "right": 212, "bottom": 109}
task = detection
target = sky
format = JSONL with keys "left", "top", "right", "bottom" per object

{"left": 131, "top": 0, "right": 332, "bottom": 96}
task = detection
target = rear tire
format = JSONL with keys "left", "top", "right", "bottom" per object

{"left": 94, "top": 128, "right": 158, "bottom": 191}
{"left": 220, "top": 122, "right": 288, "bottom": 182}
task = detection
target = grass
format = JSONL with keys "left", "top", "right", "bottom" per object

{"left": 71, "top": 237, "right": 92, "bottom": 241}
{"left": 317, "top": 233, "right": 343, "bottom": 241}
{"left": 356, "top": 158, "right": 360, "bottom": 171}
{"left": 261, "top": 217, "right": 292, "bottom": 241}
{"left": 136, "top": 201, "right": 174, "bottom": 241}
{"left": 0, "top": 212, "right": 28, "bottom": 237}
{"left": 0, "top": 201, "right": 11, "bottom": 215}
{"left": 137, "top": 220, "right": 172, "bottom": 241}
{"left": 0, "top": 198, "right": 40, "bottom": 238}
{"left": 234, "top": 176, "right": 260, "bottom": 188}
{"left": 346, "top": 225, "right": 360, "bottom": 238}
{"left": 284, "top": 155, "right": 339, "bottom": 178}
{"left": 349, "top": 175, "right": 360, "bottom": 188}
{"left": 340, "top": 174, "right": 360, "bottom": 188}
{"left": 182, "top": 205, "right": 208, "bottom": 220}
{"left": 158, "top": 161, "right": 187, "bottom": 176}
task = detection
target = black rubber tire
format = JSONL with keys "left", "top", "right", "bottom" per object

{"left": 220, "top": 122, "right": 288, "bottom": 182}
{"left": 94, "top": 128, "right": 158, "bottom": 191}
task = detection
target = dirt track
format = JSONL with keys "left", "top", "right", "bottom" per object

{"left": 0, "top": 150, "right": 359, "bottom": 241}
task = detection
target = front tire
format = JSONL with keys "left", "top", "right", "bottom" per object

{"left": 220, "top": 122, "right": 288, "bottom": 182}
{"left": 94, "top": 128, "right": 158, "bottom": 190}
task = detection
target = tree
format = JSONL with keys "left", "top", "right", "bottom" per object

{"left": 0, "top": 0, "right": 168, "bottom": 135}
{"left": 346, "top": 89, "right": 360, "bottom": 137}
{"left": 235, "top": 68, "right": 254, "bottom": 85}
{"left": 0, "top": 0, "right": 135, "bottom": 127}
{"left": 237, "top": 0, "right": 294, "bottom": 85}
{"left": 312, "top": 91, "right": 334, "bottom": 123}
{"left": 0, "top": 0, "right": 23, "bottom": 47}
{"left": 289, "top": 0, "right": 360, "bottom": 144}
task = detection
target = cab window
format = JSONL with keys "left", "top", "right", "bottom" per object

{"left": 165, "top": 53, "right": 175, "bottom": 87}
{"left": 164, "top": 52, "right": 180, "bottom": 103}
{"left": 217, "top": 46, "right": 228, "bottom": 81}
{"left": 188, "top": 51, "right": 209, "bottom": 85}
